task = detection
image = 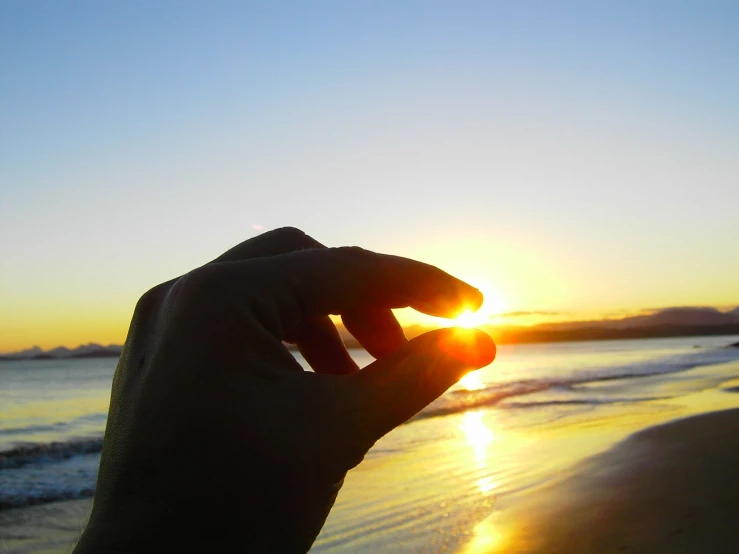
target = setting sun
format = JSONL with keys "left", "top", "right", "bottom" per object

{"left": 392, "top": 281, "right": 506, "bottom": 330}
{"left": 452, "top": 284, "right": 506, "bottom": 328}
{"left": 454, "top": 309, "right": 490, "bottom": 329}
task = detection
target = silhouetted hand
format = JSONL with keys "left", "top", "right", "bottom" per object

{"left": 74, "top": 228, "right": 495, "bottom": 553}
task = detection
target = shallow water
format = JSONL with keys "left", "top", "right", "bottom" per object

{"left": 1, "top": 336, "right": 739, "bottom": 552}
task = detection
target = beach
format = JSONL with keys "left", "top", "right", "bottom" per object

{"left": 2, "top": 337, "right": 739, "bottom": 553}
{"left": 5, "top": 3, "right": 738, "bottom": 552}
{"left": 480, "top": 405, "right": 739, "bottom": 553}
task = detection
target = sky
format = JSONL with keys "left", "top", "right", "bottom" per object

{"left": 1, "top": 1, "right": 738, "bottom": 352}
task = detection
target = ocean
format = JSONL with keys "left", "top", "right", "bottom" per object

{"left": 2, "top": 335, "right": 739, "bottom": 553}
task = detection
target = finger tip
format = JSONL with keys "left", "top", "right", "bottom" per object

{"left": 436, "top": 327, "right": 496, "bottom": 368}
{"left": 468, "top": 288, "right": 484, "bottom": 312}
{"left": 449, "top": 283, "right": 483, "bottom": 316}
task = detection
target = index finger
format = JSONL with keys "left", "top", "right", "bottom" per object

{"left": 210, "top": 227, "right": 324, "bottom": 263}
{"left": 226, "top": 246, "right": 483, "bottom": 332}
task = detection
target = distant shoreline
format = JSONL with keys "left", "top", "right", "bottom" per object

{"left": 0, "top": 350, "right": 123, "bottom": 361}
{"left": 2, "top": 325, "right": 737, "bottom": 360}
{"left": 338, "top": 324, "right": 739, "bottom": 350}
{"left": 489, "top": 323, "right": 739, "bottom": 346}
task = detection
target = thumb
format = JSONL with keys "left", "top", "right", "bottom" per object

{"left": 351, "top": 328, "right": 496, "bottom": 440}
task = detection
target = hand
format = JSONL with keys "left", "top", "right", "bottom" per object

{"left": 75, "top": 228, "right": 496, "bottom": 553}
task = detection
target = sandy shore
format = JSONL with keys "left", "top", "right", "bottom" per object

{"left": 475, "top": 407, "right": 739, "bottom": 553}
{"left": 0, "top": 498, "right": 91, "bottom": 553}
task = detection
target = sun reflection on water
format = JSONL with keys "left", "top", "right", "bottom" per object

{"left": 459, "top": 516, "right": 509, "bottom": 553}
{"left": 452, "top": 410, "right": 518, "bottom": 553}
{"left": 459, "top": 411, "right": 495, "bottom": 465}
{"left": 459, "top": 371, "right": 486, "bottom": 391}
{"left": 476, "top": 476, "right": 499, "bottom": 495}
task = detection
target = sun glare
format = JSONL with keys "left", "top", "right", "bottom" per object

{"left": 452, "top": 285, "right": 505, "bottom": 328}
{"left": 459, "top": 372, "right": 486, "bottom": 391}
{"left": 455, "top": 309, "right": 489, "bottom": 328}
{"left": 459, "top": 411, "right": 495, "bottom": 465}
{"left": 394, "top": 278, "right": 507, "bottom": 330}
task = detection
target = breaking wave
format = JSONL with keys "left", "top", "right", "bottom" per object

{"left": 413, "top": 345, "right": 739, "bottom": 421}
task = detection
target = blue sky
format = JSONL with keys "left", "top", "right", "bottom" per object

{"left": 1, "top": 1, "right": 738, "bottom": 350}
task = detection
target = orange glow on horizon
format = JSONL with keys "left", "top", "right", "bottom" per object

{"left": 454, "top": 309, "right": 491, "bottom": 328}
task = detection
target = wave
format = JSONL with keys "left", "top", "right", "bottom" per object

{"left": 413, "top": 346, "right": 739, "bottom": 421}
{"left": 0, "top": 412, "right": 108, "bottom": 438}
{"left": 0, "top": 485, "right": 96, "bottom": 511}
{"left": 0, "top": 436, "right": 104, "bottom": 470}
{"left": 501, "top": 396, "right": 671, "bottom": 410}
{"left": 2, "top": 345, "right": 737, "bottom": 511}
{"left": 0, "top": 437, "right": 104, "bottom": 510}
{"left": 0, "top": 422, "right": 67, "bottom": 436}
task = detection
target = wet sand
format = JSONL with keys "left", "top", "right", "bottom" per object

{"left": 481, "top": 407, "right": 739, "bottom": 553}
{"left": 0, "top": 498, "right": 91, "bottom": 553}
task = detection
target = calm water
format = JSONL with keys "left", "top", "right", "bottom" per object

{"left": 2, "top": 336, "right": 739, "bottom": 552}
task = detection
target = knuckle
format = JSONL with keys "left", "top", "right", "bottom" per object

{"left": 257, "top": 227, "right": 322, "bottom": 253}
{"left": 172, "top": 265, "right": 225, "bottom": 302}
{"left": 333, "top": 245, "right": 369, "bottom": 259}
{"left": 134, "top": 280, "right": 173, "bottom": 317}
{"left": 271, "top": 226, "right": 307, "bottom": 240}
{"left": 272, "top": 226, "right": 324, "bottom": 251}
{"left": 332, "top": 246, "right": 378, "bottom": 278}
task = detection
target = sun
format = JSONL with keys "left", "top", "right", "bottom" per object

{"left": 454, "top": 309, "right": 490, "bottom": 328}
{"left": 396, "top": 280, "right": 506, "bottom": 329}
{"left": 451, "top": 285, "right": 505, "bottom": 328}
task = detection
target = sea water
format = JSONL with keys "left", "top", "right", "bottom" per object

{"left": 2, "top": 336, "right": 739, "bottom": 552}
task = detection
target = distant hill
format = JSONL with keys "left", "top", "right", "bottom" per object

{"left": 7, "top": 346, "right": 45, "bottom": 358}
{"left": 534, "top": 307, "right": 739, "bottom": 332}
{"left": 0, "top": 343, "right": 123, "bottom": 360}
{"left": 70, "top": 349, "right": 123, "bottom": 358}
{"left": 488, "top": 307, "right": 739, "bottom": 345}
{"left": 489, "top": 323, "right": 739, "bottom": 345}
